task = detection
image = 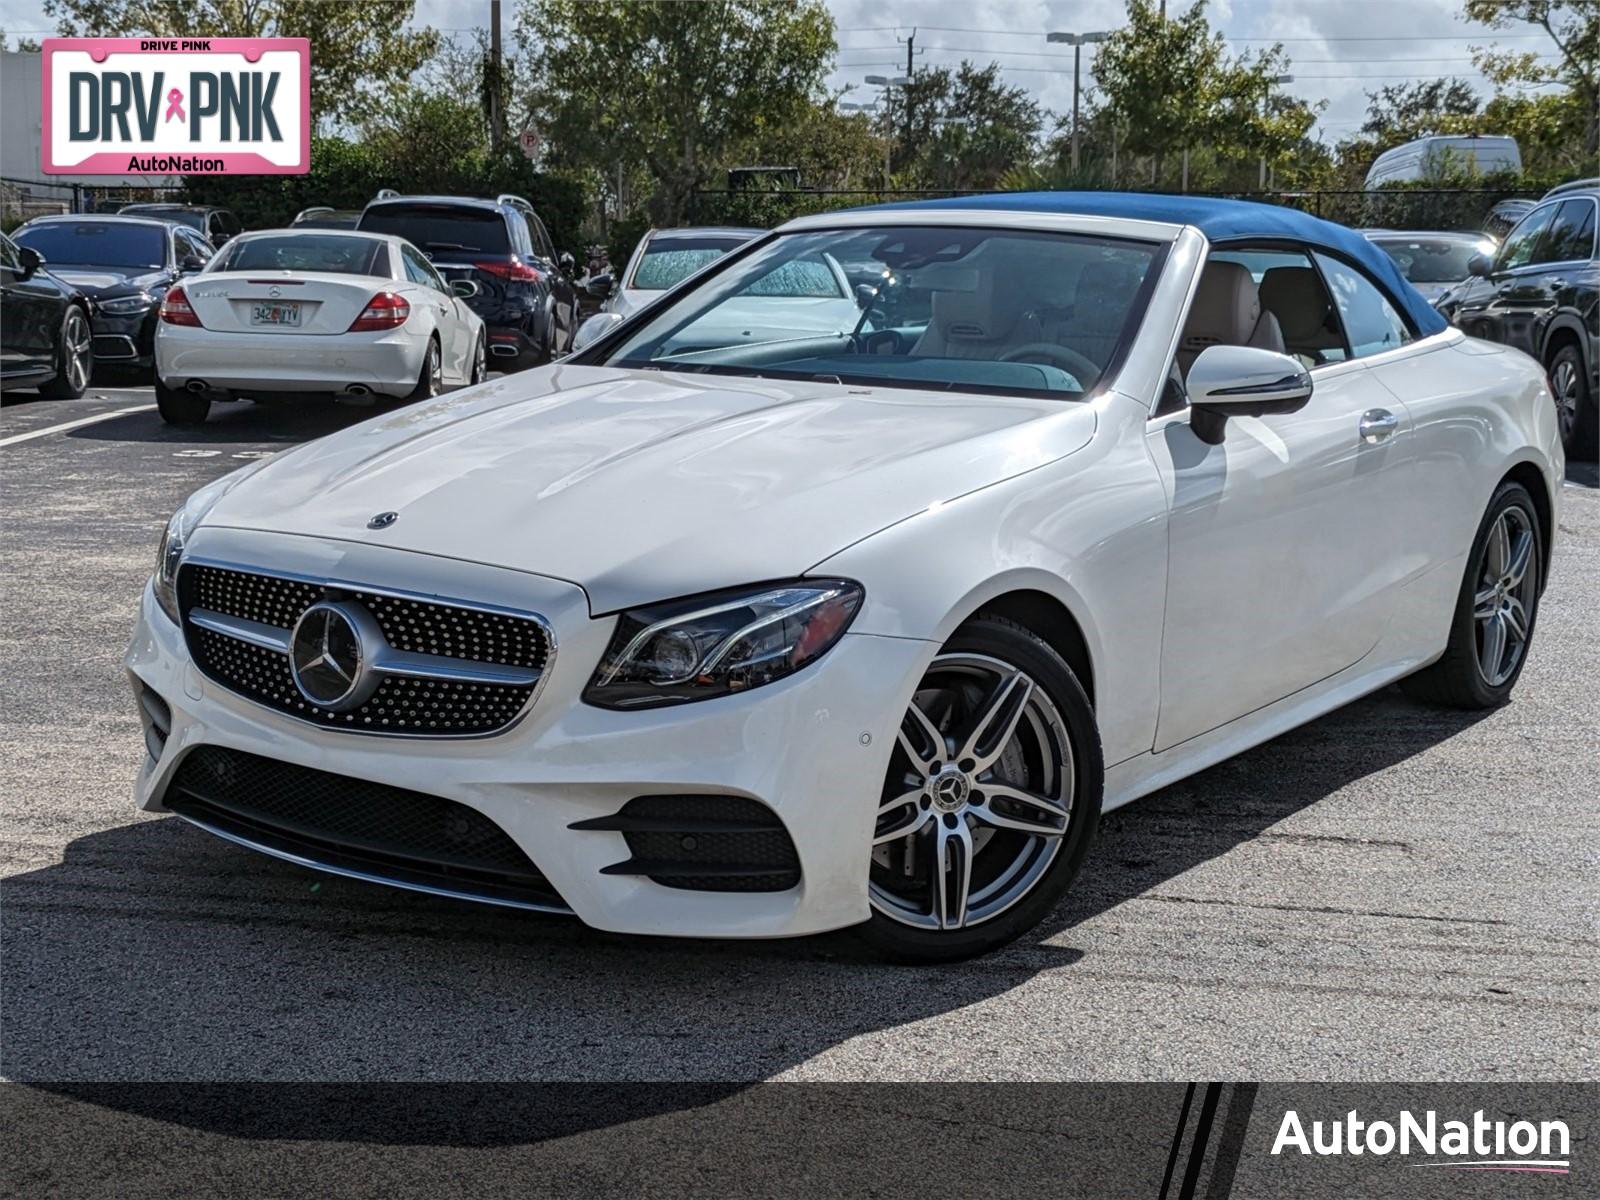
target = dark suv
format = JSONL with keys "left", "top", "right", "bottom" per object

{"left": 357, "top": 193, "right": 578, "bottom": 370}
{"left": 1447, "top": 187, "right": 1598, "bottom": 460}
{"left": 119, "top": 203, "right": 241, "bottom": 246}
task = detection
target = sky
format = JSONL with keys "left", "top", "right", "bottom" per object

{"left": 1, "top": 0, "right": 1562, "bottom": 144}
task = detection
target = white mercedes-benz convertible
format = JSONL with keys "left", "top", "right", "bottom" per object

{"left": 127, "top": 193, "right": 1563, "bottom": 960}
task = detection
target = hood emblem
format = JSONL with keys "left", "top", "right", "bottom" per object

{"left": 367, "top": 511, "right": 398, "bottom": 530}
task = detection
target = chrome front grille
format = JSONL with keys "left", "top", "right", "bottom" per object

{"left": 177, "top": 562, "right": 553, "bottom": 737}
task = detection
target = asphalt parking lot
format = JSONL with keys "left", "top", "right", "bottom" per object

{"left": 2, "top": 382, "right": 1596, "bottom": 1084}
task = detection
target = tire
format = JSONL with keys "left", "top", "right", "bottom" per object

{"left": 154, "top": 377, "right": 210, "bottom": 425}
{"left": 38, "top": 305, "right": 92, "bottom": 399}
{"left": 1401, "top": 480, "right": 1542, "bottom": 709}
{"left": 857, "top": 614, "right": 1103, "bottom": 963}
{"left": 469, "top": 333, "right": 487, "bottom": 385}
{"left": 1549, "top": 343, "right": 1598, "bottom": 463}
{"left": 408, "top": 338, "right": 442, "bottom": 401}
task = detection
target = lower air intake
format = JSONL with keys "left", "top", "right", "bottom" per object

{"left": 572, "top": 794, "right": 801, "bottom": 893}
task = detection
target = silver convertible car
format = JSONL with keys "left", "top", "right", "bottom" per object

{"left": 127, "top": 193, "right": 1563, "bottom": 960}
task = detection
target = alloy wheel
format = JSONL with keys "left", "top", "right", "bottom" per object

{"left": 1473, "top": 505, "right": 1536, "bottom": 687}
{"left": 471, "top": 338, "right": 486, "bottom": 384}
{"left": 870, "top": 652, "right": 1074, "bottom": 931}
{"left": 64, "top": 309, "right": 92, "bottom": 392}
{"left": 1552, "top": 358, "right": 1580, "bottom": 443}
{"left": 427, "top": 343, "right": 442, "bottom": 396}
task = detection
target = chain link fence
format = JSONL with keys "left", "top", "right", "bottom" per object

{"left": 1, "top": 175, "right": 188, "bottom": 232}
{"left": 687, "top": 186, "right": 1546, "bottom": 234}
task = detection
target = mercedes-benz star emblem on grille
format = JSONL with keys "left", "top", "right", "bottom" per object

{"left": 288, "top": 601, "right": 382, "bottom": 712}
{"left": 367, "top": 511, "right": 398, "bottom": 530}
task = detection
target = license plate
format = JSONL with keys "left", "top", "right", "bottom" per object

{"left": 250, "top": 302, "right": 302, "bottom": 327}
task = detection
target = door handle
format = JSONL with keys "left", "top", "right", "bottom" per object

{"left": 1359, "top": 408, "right": 1399, "bottom": 444}
{"left": 1546, "top": 278, "right": 1567, "bottom": 291}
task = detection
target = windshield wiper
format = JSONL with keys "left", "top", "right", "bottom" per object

{"left": 424, "top": 241, "right": 479, "bottom": 253}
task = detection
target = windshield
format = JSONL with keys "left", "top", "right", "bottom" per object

{"left": 597, "top": 225, "right": 1163, "bottom": 399}
{"left": 1371, "top": 235, "right": 1495, "bottom": 283}
{"left": 359, "top": 205, "right": 509, "bottom": 255}
{"left": 212, "top": 234, "right": 389, "bottom": 276}
{"left": 15, "top": 222, "right": 165, "bottom": 271}
{"left": 125, "top": 207, "right": 206, "bottom": 232}
{"left": 631, "top": 234, "right": 754, "bottom": 290}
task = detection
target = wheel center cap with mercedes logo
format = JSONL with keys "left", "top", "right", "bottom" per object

{"left": 289, "top": 600, "right": 384, "bottom": 711}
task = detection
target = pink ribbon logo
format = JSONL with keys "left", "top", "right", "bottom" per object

{"left": 164, "top": 87, "right": 185, "bottom": 123}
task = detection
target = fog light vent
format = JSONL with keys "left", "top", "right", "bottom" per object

{"left": 571, "top": 795, "right": 800, "bottom": 893}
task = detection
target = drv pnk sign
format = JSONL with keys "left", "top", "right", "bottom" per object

{"left": 42, "top": 38, "right": 309, "bottom": 175}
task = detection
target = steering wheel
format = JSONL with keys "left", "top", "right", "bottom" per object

{"left": 998, "top": 342, "right": 1101, "bottom": 386}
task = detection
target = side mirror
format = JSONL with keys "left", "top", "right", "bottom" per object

{"left": 571, "top": 312, "right": 623, "bottom": 353}
{"left": 16, "top": 246, "right": 43, "bottom": 279}
{"left": 180, "top": 258, "right": 206, "bottom": 274}
{"left": 451, "top": 278, "right": 481, "bottom": 299}
{"left": 1466, "top": 251, "right": 1493, "bottom": 278}
{"left": 585, "top": 272, "right": 613, "bottom": 299}
{"left": 855, "top": 282, "right": 877, "bottom": 308}
{"left": 1185, "top": 346, "right": 1313, "bottom": 445}
{"left": 558, "top": 251, "right": 576, "bottom": 276}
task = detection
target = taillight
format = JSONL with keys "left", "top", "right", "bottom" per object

{"left": 159, "top": 285, "right": 202, "bottom": 327}
{"left": 348, "top": 290, "right": 411, "bottom": 332}
{"left": 474, "top": 257, "right": 542, "bottom": 283}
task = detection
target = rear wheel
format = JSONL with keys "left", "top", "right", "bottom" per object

{"left": 1401, "top": 480, "right": 1542, "bottom": 708}
{"left": 39, "top": 306, "right": 92, "bottom": 399}
{"left": 469, "top": 333, "right": 487, "bottom": 385}
{"left": 1549, "top": 343, "right": 1597, "bottom": 462}
{"left": 408, "top": 338, "right": 442, "bottom": 401}
{"left": 154, "top": 377, "right": 210, "bottom": 425}
{"left": 859, "top": 615, "right": 1102, "bottom": 962}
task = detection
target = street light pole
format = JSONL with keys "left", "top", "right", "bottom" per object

{"left": 1046, "top": 31, "right": 1110, "bottom": 174}
{"left": 864, "top": 76, "right": 910, "bottom": 191}
{"left": 1259, "top": 74, "right": 1294, "bottom": 190}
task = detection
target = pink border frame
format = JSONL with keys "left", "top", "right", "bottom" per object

{"left": 41, "top": 37, "right": 310, "bottom": 175}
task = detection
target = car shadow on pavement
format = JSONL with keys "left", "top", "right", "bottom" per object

{"left": 1, "top": 685, "right": 1492, "bottom": 1109}
{"left": 65, "top": 397, "right": 388, "bottom": 445}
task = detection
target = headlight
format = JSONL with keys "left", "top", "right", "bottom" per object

{"left": 583, "top": 579, "right": 863, "bottom": 709}
{"left": 151, "top": 456, "right": 279, "bottom": 623}
{"left": 99, "top": 293, "right": 153, "bottom": 315}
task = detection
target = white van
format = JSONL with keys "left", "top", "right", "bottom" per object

{"left": 1364, "top": 135, "right": 1522, "bottom": 189}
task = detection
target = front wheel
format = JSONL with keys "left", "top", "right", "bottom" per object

{"left": 859, "top": 615, "right": 1103, "bottom": 962}
{"left": 1401, "top": 480, "right": 1542, "bottom": 708}
{"left": 39, "top": 305, "right": 92, "bottom": 399}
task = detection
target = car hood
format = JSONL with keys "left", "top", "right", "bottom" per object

{"left": 48, "top": 267, "right": 168, "bottom": 296}
{"left": 202, "top": 364, "right": 1097, "bottom": 613}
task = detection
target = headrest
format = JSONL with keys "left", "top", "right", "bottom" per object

{"left": 930, "top": 273, "right": 1027, "bottom": 341}
{"left": 1259, "top": 266, "right": 1335, "bottom": 342}
{"left": 1182, "top": 261, "right": 1261, "bottom": 349}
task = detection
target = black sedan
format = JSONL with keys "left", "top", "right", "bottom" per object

{"left": 11, "top": 215, "right": 215, "bottom": 379}
{"left": 0, "top": 230, "right": 93, "bottom": 398}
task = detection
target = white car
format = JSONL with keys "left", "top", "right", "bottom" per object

{"left": 597, "top": 226, "right": 762, "bottom": 319}
{"left": 153, "top": 229, "right": 486, "bottom": 425}
{"left": 127, "top": 194, "right": 1563, "bottom": 960}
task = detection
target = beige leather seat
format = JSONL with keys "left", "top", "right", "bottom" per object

{"left": 1176, "top": 261, "right": 1285, "bottom": 377}
{"left": 1259, "top": 266, "right": 1345, "bottom": 365}
{"left": 911, "top": 273, "right": 1042, "bottom": 360}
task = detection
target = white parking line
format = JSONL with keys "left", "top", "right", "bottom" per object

{"left": 0, "top": 404, "right": 156, "bottom": 449}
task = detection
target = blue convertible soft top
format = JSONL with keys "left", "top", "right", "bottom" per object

{"left": 868, "top": 190, "right": 1448, "bottom": 337}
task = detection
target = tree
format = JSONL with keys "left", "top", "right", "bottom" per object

{"left": 40, "top": 0, "right": 438, "bottom": 127}
{"left": 728, "top": 97, "right": 887, "bottom": 190}
{"left": 1359, "top": 79, "right": 1483, "bottom": 144}
{"left": 1465, "top": 0, "right": 1599, "bottom": 155}
{"left": 518, "top": 0, "right": 835, "bottom": 224}
{"left": 879, "top": 62, "right": 1043, "bottom": 189}
{"left": 1, "top": 27, "right": 43, "bottom": 51}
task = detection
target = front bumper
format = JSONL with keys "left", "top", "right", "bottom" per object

{"left": 91, "top": 308, "right": 156, "bottom": 367}
{"left": 125, "top": 527, "right": 930, "bottom": 938}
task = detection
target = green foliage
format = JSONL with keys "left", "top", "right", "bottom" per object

{"left": 1466, "top": 0, "right": 1598, "bottom": 156}
{"left": 880, "top": 62, "right": 1044, "bottom": 189}
{"left": 41, "top": 0, "right": 438, "bottom": 127}
{"left": 518, "top": 0, "right": 836, "bottom": 224}
{"left": 728, "top": 100, "right": 888, "bottom": 191}
{"left": 1092, "top": 0, "right": 1316, "bottom": 187}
